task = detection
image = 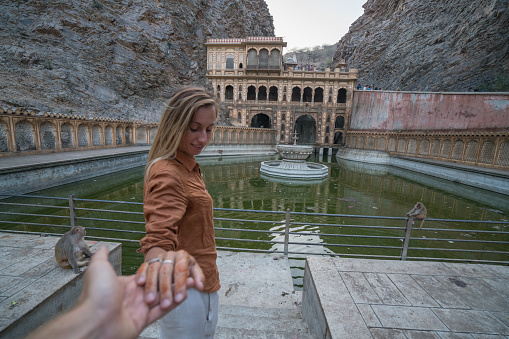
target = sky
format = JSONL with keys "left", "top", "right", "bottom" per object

{"left": 263, "top": 0, "right": 366, "bottom": 51}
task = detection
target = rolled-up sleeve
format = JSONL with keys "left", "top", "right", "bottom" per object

{"left": 139, "top": 167, "right": 188, "bottom": 255}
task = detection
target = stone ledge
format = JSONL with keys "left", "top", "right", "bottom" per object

{"left": 0, "top": 233, "right": 121, "bottom": 338}
{"left": 302, "top": 257, "right": 509, "bottom": 338}
{"left": 302, "top": 257, "right": 371, "bottom": 339}
{"left": 337, "top": 148, "right": 509, "bottom": 195}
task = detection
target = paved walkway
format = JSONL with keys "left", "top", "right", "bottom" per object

{"left": 140, "top": 251, "right": 311, "bottom": 338}
{"left": 0, "top": 146, "right": 151, "bottom": 172}
{"left": 1, "top": 232, "right": 508, "bottom": 338}
{"left": 304, "top": 256, "right": 509, "bottom": 338}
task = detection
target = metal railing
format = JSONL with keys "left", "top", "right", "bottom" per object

{"left": 0, "top": 194, "right": 508, "bottom": 265}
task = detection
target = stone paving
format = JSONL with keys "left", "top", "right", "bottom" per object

{"left": 303, "top": 257, "right": 509, "bottom": 338}
{"left": 1, "top": 232, "right": 508, "bottom": 338}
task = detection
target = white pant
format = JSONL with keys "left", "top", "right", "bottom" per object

{"left": 159, "top": 289, "right": 219, "bottom": 339}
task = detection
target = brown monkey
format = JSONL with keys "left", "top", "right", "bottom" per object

{"left": 55, "top": 226, "right": 93, "bottom": 274}
{"left": 406, "top": 202, "right": 427, "bottom": 229}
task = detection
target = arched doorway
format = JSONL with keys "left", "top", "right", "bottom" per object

{"left": 225, "top": 85, "right": 234, "bottom": 100}
{"left": 334, "top": 132, "right": 343, "bottom": 145}
{"left": 295, "top": 115, "right": 316, "bottom": 144}
{"left": 247, "top": 85, "right": 256, "bottom": 100}
{"left": 251, "top": 113, "right": 271, "bottom": 128}
{"left": 314, "top": 87, "right": 324, "bottom": 102}
{"left": 303, "top": 87, "right": 312, "bottom": 102}
{"left": 269, "top": 86, "right": 278, "bottom": 101}
{"left": 258, "top": 86, "right": 267, "bottom": 101}
{"left": 335, "top": 116, "right": 345, "bottom": 128}
{"left": 337, "top": 88, "right": 347, "bottom": 103}
{"left": 291, "top": 87, "right": 301, "bottom": 102}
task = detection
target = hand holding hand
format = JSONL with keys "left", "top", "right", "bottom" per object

{"left": 135, "top": 249, "right": 205, "bottom": 310}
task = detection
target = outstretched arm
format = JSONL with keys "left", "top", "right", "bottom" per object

{"left": 26, "top": 246, "right": 204, "bottom": 339}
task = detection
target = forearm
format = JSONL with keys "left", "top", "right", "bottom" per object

{"left": 25, "top": 302, "right": 105, "bottom": 339}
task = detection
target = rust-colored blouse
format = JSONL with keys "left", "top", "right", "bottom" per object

{"left": 139, "top": 151, "right": 220, "bottom": 293}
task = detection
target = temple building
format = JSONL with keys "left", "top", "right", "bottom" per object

{"left": 205, "top": 37, "right": 358, "bottom": 149}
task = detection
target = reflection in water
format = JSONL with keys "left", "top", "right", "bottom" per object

{"left": 260, "top": 173, "right": 328, "bottom": 186}
{"left": 336, "top": 159, "right": 390, "bottom": 176}
{"left": 201, "top": 155, "right": 507, "bottom": 221}
{"left": 4, "top": 154, "right": 508, "bottom": 279}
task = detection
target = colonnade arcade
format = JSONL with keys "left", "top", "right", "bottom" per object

{"left": 0, "top": 109, "right": 157, "bottom": 154}
{"left": 224, "top": 84, "right": 348, "bottom": 105}
{"left": 0, "top": 108, "right": 277, "bottom": 156}
{"left": 215, "top": 81, "right": 353, "bottom": 146}
{"left": 347, "top": 130, "right": 509, "bottom": 170}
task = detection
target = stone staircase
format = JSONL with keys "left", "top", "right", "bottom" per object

{"left": 141, "top": 302, "right": 314, "bottom": 339}
{"left": 215, "top": 303, "right": 314, "bottom": 339}
{"left": 139, "top": 251, "right": 316, "bottom": 339}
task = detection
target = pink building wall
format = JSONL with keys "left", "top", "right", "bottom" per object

{"left": 350, "top": 91, "right": 509, "bottom": 131}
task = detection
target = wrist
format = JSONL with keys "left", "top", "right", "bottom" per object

{"left": 73, "top": 300, "right": 107, "bottom": 339}
{"left": 79, "top": 298, "right": 138, "bottom": 339}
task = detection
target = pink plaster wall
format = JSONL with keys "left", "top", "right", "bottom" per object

{"left": 350, "top": 91, "right": 509, "bottom": 131}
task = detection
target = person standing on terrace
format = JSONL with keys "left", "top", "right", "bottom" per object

{"left": 138, "top": 87, "right": 220, "bottom": 338}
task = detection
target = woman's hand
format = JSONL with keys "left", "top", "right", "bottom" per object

{"left": 136, "top": 249, "right": 205, "bottom": 310}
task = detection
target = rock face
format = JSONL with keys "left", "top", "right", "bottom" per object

{"left": 333, "top": 0, "right": 509, "bottom": 92}
{"left": 0, "top": 0, "right": 274, "bottom": 122}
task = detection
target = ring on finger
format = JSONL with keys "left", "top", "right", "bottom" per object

{"left": 148, "top": 258, "right": 161, "bottom": 264}
{"left": 162, "top": 259, "right": 173, "bottom": 264}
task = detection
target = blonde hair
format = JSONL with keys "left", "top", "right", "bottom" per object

{"left": 145, "top": 86, "right": 218, "bottom": 180}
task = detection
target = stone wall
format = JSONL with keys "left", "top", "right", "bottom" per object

{"left": 349, "top": 91, "right": 509, "bottom": 131}
{"left": 344, "top": 90, "right": 509, "bottom": 170}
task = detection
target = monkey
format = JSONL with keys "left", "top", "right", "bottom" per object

{"left": 406, "top": 202, "right": 427, "bottom": 229}
{"left": 55, "top": 226, "right": 93, "bottom": 274}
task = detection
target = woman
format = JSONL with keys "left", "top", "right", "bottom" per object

{"left": 138, "top": 86, "right": 220, "bottom": 338}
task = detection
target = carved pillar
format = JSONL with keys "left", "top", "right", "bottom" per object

{"left": 55, "top": 121, "right": 62, "bottom": 149}
{"left": 72, "top": 121, "right": 79, "bottom": 148}
{"left": 8, "top": 116, "right": 16, "bottom": 152}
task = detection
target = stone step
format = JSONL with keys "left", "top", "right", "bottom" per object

{"left": 139, "top": 304, "right": 316, "bottom": 339}
{"left": 215, "top": 326, "right": 316, "bottom": 339}
{"left": 215, "top": 304, "right": 315, "bottom": 339}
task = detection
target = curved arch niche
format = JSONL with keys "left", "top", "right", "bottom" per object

{"left": 334, "top": 132, "right": 343, "bottom": 145}
{"left": 247, "top": 85, "right": 256, "bottom": 100}
{"left": 335, "top": 116, "right": 345, "bottom": 129}
{"left": 250, "top": 113, "right": 271, "bottom": 128}
{"left": 258, "top": 86, "right": 267, "bottom": 101}
{"left": 225, "top": 85, "right": 234, "bottom": 100}
{"left": 337, "top": 88, "right": 347, "bottom": 103}
{"left": 295, "top": 115, "right": 316, "bottom": 144}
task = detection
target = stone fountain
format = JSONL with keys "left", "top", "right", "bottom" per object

{"left": 260, "top": 132, "right": 329, "bottom": 180}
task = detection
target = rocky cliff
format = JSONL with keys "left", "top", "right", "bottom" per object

{"left": 333, "top": 0, "right": 508, "bottom": 92}
{"left": 0, "top": 0, "right": 274, "bottom": 122}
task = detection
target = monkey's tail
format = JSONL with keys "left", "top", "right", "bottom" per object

{"left": 418, "top": 218, "right": 426, "bottom": 230}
